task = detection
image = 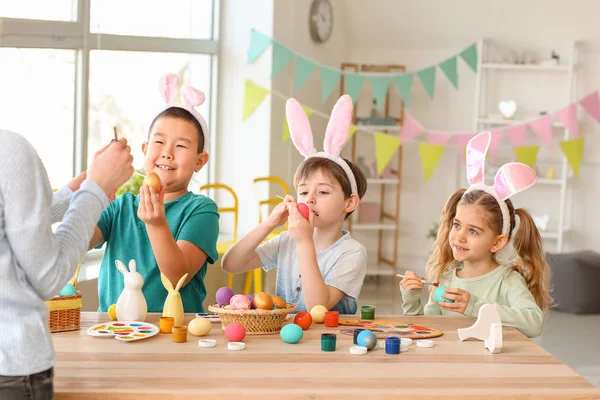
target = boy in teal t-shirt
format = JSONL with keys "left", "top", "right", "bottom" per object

{"left": 90, "top": 73, "right": 219, "bottom": 313}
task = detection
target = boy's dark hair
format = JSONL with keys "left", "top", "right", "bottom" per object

{"left": 293, "top": 157, "right": 368, "bottom": 219}
{"left": 148, "top": 107, "right": 205, "bottom": 153}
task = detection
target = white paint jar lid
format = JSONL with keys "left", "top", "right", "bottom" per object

{"left": 416, "top": 339, "right": 434, "bottom": 348}
{"left": 198, "top": 339, "right": 217, "bottom": 348}
{"left": 227, "top": 342, "right": 246, "bottom": 351}
{"left": 349, "top": 345, "right": 368, "bottom": 355}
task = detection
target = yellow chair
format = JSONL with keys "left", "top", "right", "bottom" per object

{"left": 199, "top": 183, "right": 239, "bottom": 289}
{"left": 243, "top": 176, "right": 292, "bottom": 294}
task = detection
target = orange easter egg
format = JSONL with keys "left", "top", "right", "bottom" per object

{"left": 143, "top": 172, "right": 162, "bottom": 192}
{"left": 272, "top": 295, "right": 287, "bottom": 309}
{"left": 253, "top": 292, "right": 274, "bottom": 310}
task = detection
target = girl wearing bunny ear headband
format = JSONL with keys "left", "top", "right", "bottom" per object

{"left": 400, "top": 131, "right": 553, "bottom": 338}
{"left": 89, "top": 73, "right": 220, "bottom": 316}
{"left": 222, "top": 95, "right": 368, "bottom": 314}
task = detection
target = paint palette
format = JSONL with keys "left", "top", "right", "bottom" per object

{"left": 87, "top": 321, "right": 159, "bottom": 342}
{"left": 339, "top": 319, "right": 443, "bottom": 339}
{"left": 195, "top": 312, "right": 220, "bottom": 322}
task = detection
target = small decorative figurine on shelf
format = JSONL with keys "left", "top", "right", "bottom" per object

{"left": 355, "top": 99, "right": 397, "bottom": 126}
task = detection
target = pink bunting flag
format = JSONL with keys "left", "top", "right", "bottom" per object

{"left": 505, "top": 124, "right": 528, "bottom": 147}
{"left": 528, "top": 115, "right": 553, "bottom": 149}
{"left": 426, "top": 131, "right": 451, "bottom": 145}
{"left": 553, "top": 103, "right": 579, "bottom": 137}
{"left": 488, "top": 129, "right": 502, "bottom": 162}
{"left": 579, "top": 92, "right": 600, "bottom": 124}
{"left": 400, "top": 115, "right": 424, "bottom": 140}
{"left": 452, "top": 133, "right": 476, "bottom": 164}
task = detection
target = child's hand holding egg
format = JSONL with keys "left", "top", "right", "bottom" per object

{"left": 143, "top": 172, "right": 162, "bottom": 192}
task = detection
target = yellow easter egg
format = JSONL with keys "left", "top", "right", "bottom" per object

{"left": 310, "top": 305, "right": 328, "bottom": 323}
{"left": 188, "top": 317, "right": 212, "bottom": 337}
{"left": 108, "top": 304, "right": 117, "bottom": 321}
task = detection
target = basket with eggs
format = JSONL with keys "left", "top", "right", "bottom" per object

{"left": 208, "top": 287, "right": 296, "bottom": 335}
{"left": 46, "top": 264, "right": 83, "bottom": 333}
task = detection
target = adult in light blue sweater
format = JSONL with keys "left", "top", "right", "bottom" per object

{"left": 0, "top": 130, "right": 133, "bottom": 399}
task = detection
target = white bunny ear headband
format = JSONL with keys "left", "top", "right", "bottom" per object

{"left": 158, "top": 73, "right": 210, "bottom": 153}
{"left": 285, "top": 94, "right": 358, "bottom": 194}
{"left": 464, "top": 131, "right": 538, "bottom": 237}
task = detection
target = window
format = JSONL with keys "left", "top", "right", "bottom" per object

{"left": 0, "top": 0, "right": 77, "bottom": 21}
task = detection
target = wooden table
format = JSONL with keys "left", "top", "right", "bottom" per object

{"left": 52, "top": 312, "right": 599, "bottom": 399}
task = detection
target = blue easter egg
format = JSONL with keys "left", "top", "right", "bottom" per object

{"left": 59, "top": 283, "right": 78, "bottom": 297}
{"left": 280, "top": 323, "right": 304, "bottom": 344}
{"left": 357, "top": 329, "right": 377, "bottom": 351}
{"left": 434, "top": 285, "right": 455, "bottom": 303}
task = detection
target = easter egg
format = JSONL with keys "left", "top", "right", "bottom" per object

{"left": 280, "top": 323, "right": 303, "bottom": 344}
{"left": 216, "top": 287, "right": 235, "bottom": 306}
{"left": 59, "top": 283, "right": 77, "bottom": 297}
{"left": 225, "top": 322, "right": 246, "bottom": 342}
{"left": 253, "top": 292, "right": 274, "bottom": 310}
{"left": 188, "top": 317, "right": 212, "bottom": 336}
{"left": 310, "top": 304, "right": 328, "bottom": 323}
{"left": 434, "top": 285, "right": 455, "bottom": 303}
{"left": 246, "top": 294, "right": 255, "bottom": 309}
{"left": 143, "top": 172, "right": 162, "bottom": 192}
{"left": 297, "top": 203, "right": 310, "bottom": 220}
{"left": 293, "top": 311, "right": 313, "bottom": 330}
{"left": 272, "top": 295, "right": 287, "bottom": 309}
{"left": 107, "top": 304, "right": 117, "bottom": 321}
{"left": 357, "top": 330, "right": 377, "bottom": 351}
{"left": 230, "top": 294, "right": 251, "bottom": 310}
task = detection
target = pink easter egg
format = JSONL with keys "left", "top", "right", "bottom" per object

{"left": 225, "top": 322, "right": 246, "bottom": 342}
{"left": 297, "top": 203, "right": 310, "bottom": 220}
{"left": 230, "top": 294, "right": 251, "bottom": 310}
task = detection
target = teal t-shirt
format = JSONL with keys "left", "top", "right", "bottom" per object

{"left": 96, "top": 192, "right": 219, "bottom": 313}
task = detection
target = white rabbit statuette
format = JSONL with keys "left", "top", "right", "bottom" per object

{"left": 115, "top": 259, "right": 148, "bottom": 322}
{"left": 161, "top": 272, "right": 188, "bottom": 326}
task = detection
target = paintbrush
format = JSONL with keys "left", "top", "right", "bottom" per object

{"left": 396, "top": 274, "right": 439, "bottom": 287}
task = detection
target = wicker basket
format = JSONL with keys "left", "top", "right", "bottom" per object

{"left": 208, "top": 303, "right": 296, "bottom": 335}
{"left": 46, "top": 292, "right": 82, "bottom": 333}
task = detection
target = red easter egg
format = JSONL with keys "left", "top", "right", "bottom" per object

{"left": 293, "top": 311, "right": 313, "bottom": 330}
{"left": 224, "top": 322, "right": 246, "bottom": 342}
{"left": 297, "top": 203, "right": 310, "bottom": 220}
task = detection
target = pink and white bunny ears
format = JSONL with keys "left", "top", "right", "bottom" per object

{"left": 285, "top": 94, "right": 358, "bottom": 194}
{"left": 158, "top": 73, "right": 209, "bottom": 153}
{"left": 465, "top": 131, "right": 537, "bottom": 235}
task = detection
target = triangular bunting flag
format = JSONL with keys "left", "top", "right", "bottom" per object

{"left": 439, "top": 56, "right": 458, "bottom": 89}
{"left": 271, "top": 42, "right": 294, "bottom": 78}
{"left": 528, "top": 115, "right": 553, "bottom": 148}
{"left": 374, "top": 132, "right": 401, "bottom": 175}
{"left": 419, "top": 143, "right": 446, "bottom": 182}
{"left": 417, "top": 66, "right": 436, "bottom": 99}
{"left": 514, "top": 145, "right": 540, "bottom": 169}
{"left": 488, "top": 129, "right": 502, "bottom": 162}
{"left": 400, "top": 115, "right": 424, "bottom": 140}
{"left": 579, "top": 91, "right": 600, "bottom": 124}
{"left": 243, "top": 80, "right": 270, "bottom": 121}
{"left": 369, "top": 76, "right": 391, "bottom": 111}
{"left": 247, "top": 29, "right": 273, "bottom": 63}
{"left": 426, "top": 131, "right": 451, "bottom": 145}
{"left": 321, "top": 66, "right": 342, "bottom": 104}
{"left": 283, "top": 105, "right": 312, "bottom": 143}
{"left": 294, "top": 56, "right": 318, "bottom": 93}
{"left": 459, "top": 43, "right": 478, "bottom": 73}
{"left": 505, "top": 124, "right": 528, "bottom": 147}
{"left": 554, "top": 104, "right": 579, "bottom": 137}
{"left": 344, "top": 72, "right": 366, "bottom": 104}
{"left": 348, "top": 124, "right": 358, "bottom": 140}
{"left": 393, "top": 74, "right": 414, "bottom": 106}
{"left": 560, "top": 137, "right": 584, "bottom": 177}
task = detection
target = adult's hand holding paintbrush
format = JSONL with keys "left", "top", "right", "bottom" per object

{"left": 397, "top": 271, "right": 439, "bottom": 290}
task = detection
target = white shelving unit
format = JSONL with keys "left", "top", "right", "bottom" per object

{"left": 472, "top": 39, "right": 578, "bottom": 253}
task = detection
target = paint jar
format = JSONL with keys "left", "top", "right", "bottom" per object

{"left": 385, "top": 336, "right": 401, "bottom": 355}
{"left": 324, "top": 311, "right": 339, "bottom": 327}
{"left": 353, "top": 328, "right": 365, "bottom": 344}
{"left": 321, "top": 333, "right": 337, "bottom": 352}
{"left": 159, "top": 316, "right": 175, "bottom": 334}
{"left": 172, "top": 325, "right": 188, "bottom": 343}
{"left": 361, "top": 305, "right": 375, "bottom": 320}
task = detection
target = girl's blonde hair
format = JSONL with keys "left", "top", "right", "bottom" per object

{"left": 426, "top": 188, "right": 554, "bottom": 314}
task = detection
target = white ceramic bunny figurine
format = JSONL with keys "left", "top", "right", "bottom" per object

{"left": 161, "top": 272, "right": 188, "bottom": 326}
{"left": 115, "top": 259, "right": 148, "bottom": 322}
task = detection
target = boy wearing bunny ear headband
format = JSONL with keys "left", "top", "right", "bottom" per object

{"left": 400, "top": 131, "right": 553, "bottom": 338}
{"left": 89, "top": 73, "right": 219, "bottom": 314}
{"left": 223, "top": 95, "right": 368, "bottom": 314}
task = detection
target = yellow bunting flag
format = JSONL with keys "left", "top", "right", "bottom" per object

{"left": 560, "top": 137, "right": 584, "bottom": 177}
{"left": 243, "top": 80, "right": 270, "bottom": 121}
{"left": 374, "top": 132, "right": 401, "bottom": 175}
{"left": 348, "top": 124, "right": 357, "bottom": 140}
{"left": 419, "top": 142, "right": 446, "bottom": 182}
{"left": 514, "top": 145, "right": 540, "bottom": 169}
{"left": 283, "top": 105, "right": 312, "bottom": 143}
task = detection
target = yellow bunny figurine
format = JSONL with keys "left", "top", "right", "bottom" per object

{"left": 161, "top": 272, "right": 188, "bottom": 326}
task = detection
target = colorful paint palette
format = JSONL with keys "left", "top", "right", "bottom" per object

{"left": 339, "top": 319, "right": 443, "bottom": 339}
{"left": 87, "top": 321, "right": 159, "bottom": 342}
{"left": 195, "top": 312, "right": 220, "bottom": 322}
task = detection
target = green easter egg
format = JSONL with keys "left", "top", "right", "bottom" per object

{"left": 59, "top": 283, "right": 78, "bottom": 297}
{"left": 280, "top": 323, "right": 303, "bottom": 344}
{"left": 434, "top": 285, "right": 455, "bottom": 303}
